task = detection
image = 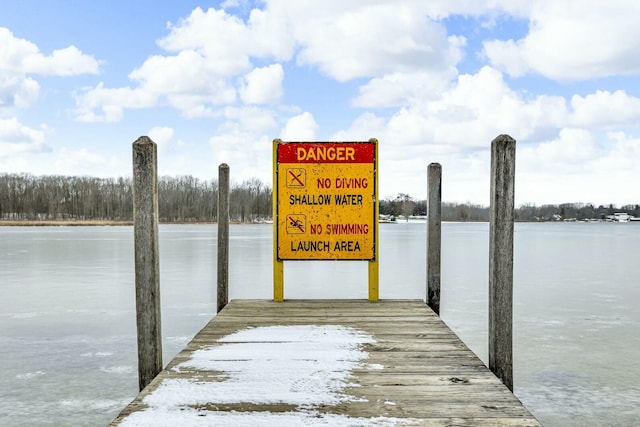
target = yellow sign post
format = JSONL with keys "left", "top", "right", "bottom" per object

{"left": 273, "top": 139, "right": 379, "bottom": 301}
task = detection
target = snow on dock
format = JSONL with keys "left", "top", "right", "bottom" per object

{"left": 111, "top": 300, "right": 540, "bottom": 426}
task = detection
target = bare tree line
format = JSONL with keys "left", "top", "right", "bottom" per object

{"left": 2, "top": 173, "right": 637, "bottom": 223}
{"left": 379, "top": 194, "right": 640, "bottom": 222}
{"left": 515, "top": 202, "right": 640, "bottom": 221}
{"left": 380, "top": 195, "right": 489, "bottom": 222}
{"left": 0, "top": 173, "right": 271, "bottom": 222}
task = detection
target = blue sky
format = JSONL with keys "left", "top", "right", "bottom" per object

{"left": 2, "top": 1, "right": 640, "bottom": 206}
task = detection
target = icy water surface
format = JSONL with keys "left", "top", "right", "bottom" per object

{"left": 1, "top": 223, "right": 639, "bottom": 426}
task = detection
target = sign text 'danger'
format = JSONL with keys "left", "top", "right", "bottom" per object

{"left": 296, "top": 146, "right": 354, "bottom": 162}
{"left": 278, "top": 142, "right": 374, "bottom": 164}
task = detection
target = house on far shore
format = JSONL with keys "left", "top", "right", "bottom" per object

{"left": 610, "top": 212, "right": 631, "bottom": 222}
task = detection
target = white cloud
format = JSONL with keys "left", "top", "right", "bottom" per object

{"left": 222, "top": 106, "right": 278, "bottom": 134}
{"left": 0, "top": 73, "right": 39, "bottom": 110}
{"left": 75, "top": 83, "right": 157, "bottom": 122}
{"left": 0, "top": 27, "right": 36, "bottom": 70}
{"left": 519, "top": 128, "right": 600, "bottom": 174}
{"left": 145, "top": 126, "right": 199, "bottom": 177}
{"left": 4, "top": 2, "right": 640, "bottom": 207}
{"left": 54, "top": 147, "right": 106, "bottom": 172}
{"left": 239, "top": 64, "right": 284, "bottom": 104}
{"left": 157, "top": 4, "right": 296, "bottom": 70}
{"left": 482, "top": 39, "right": 527, "bottom": 77}
{"left": 352, "top": 69, "right": 455, "bottom": 108}
{"left": 331, "top": 112, "right": 386, "bottom": 142}
{"left": 406, "top": 0, "right": 533, "bottom": 19}
{"left": 0, "top": 117, "right": 45, "bottom": 157}
{"left": 0, "top": 28, "right": 98, "bottom": 110}
{"left": 221, "top": 0, "right": 242, "bottom": 8}
{"left": 286, "top": 2, "right": 463, "bottom": 81}
{"left": 159, "top": 8, "right": 255, "bottom": 72}
{"left": 202, "top": 105, "right": 282, "bottom": 184}
{"left": 379, "top": 67, "right": 537, "bottom": 150}
{"left": 210, "top": 129, "right": 273, "bottom": 184}
{"left": 244, "top": 6, "right": 295, "bottom": 60}
{"left": 280, "top": 112, "right": 319, "bottom": 141}
{"left": 147, "top": 127, "right": 174, "bottom": 154}
{"left": 72, "top": 2, "right": 469, "bottom": 120}
{"left": 0, "top": 27, "right": 98, "bottom": 75}
{"left": 370, "top": 66, "right": 640, "bottom": 155}
{"left": 129, "top": 50, "right": 238, "bottom": 110}
{"left": 75, "top": 7, "right": 284, "bottom": 121}
{"left": 484, "top": 1, "right": 640, "bottom": 80}
{"left": 22, "top": 45, "right": 100, "bottom": 76}
{"left": 517, "top": 131, "right": 640, "bottom": 205}
{"left": 589, "top": 132, "right": 640, "bottom": 173}
{"left": 338, "top": 65, "right": 640, "bottom": 203}
{"left": 569, "top": 90, "right": 640, "bottom": 129}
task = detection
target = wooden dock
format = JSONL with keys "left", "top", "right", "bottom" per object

{"left": 111, "top": 300, "right": 540, "bottom": 426}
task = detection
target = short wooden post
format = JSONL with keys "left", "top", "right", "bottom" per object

{"left": 132, "top": 136, "right": 162, "bottom": 391}
{"left": 427, "top": 163, "right": 442, "bottom": 315}
{"left": 217, "top": 163, "right": 230, "bottom": 313}
{"left": 489, "top": 134, "right": 516, "bottom": 391}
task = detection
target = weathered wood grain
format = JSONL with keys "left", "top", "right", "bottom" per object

{"left": 427, "top": 162, "right": 442, "bottom": 314}
{"left": 132, "top": 136, "right": 162, "bottom": 392}
{"left": 111, "top": 300, "right": 540, "bottom": 426}
{"left": 216, "top": 163, "right": 229, "bottom": 313}
{"left": 489, "top": 134, "right": 516, "bottom": 391}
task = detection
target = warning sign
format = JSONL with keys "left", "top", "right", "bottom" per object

{"left": 275, "top": 141, "right": 377, "bottom": 260}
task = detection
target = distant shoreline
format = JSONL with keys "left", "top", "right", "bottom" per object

{"left": 0, "top": 220, "right": 263, "bottom": 226}
{"left": 0, "top": 220, "right": 134, "bottom": 226}
{"left": 2, "top": 219, "right": 638, "bottom": 227}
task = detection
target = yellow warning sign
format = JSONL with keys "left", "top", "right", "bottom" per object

{"left": 275, "top": 141, "right": 377, "bottom": 260}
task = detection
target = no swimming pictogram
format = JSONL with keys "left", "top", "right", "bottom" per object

{"left": 287, "top": 214, "right": 305, "bottom": 234}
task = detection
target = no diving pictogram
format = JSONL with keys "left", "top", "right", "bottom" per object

{"left": 287, "top": 168, "right": 306, "bottom": 188}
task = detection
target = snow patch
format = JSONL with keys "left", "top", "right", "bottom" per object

{"left": 146, "top": 325, "right": 373, "bottom": 407}
{"left": 119, "top": 407, "right": 413, "bottom": 426}
{"left": 119, "top": 325, "right": 413, "bottom": 425}
{"left": 100, "top": 365, "right": 135, "bottom": 375}
{"left": 80, "top": 351, "right": 113, "bottom": 357}
{"left": 16, "top": 370, "right": 45, "bottom": 380}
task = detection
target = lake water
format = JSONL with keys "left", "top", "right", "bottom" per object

{"left": 1, "top": 222, "right": 639, "bottom": 426}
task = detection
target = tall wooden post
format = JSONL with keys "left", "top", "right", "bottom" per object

{"left": 427, "top": 163, "right": 442, "bottom": 315}
{"left": 368, "top": 137, "right": 380, "bottom": 302}
{"left": 132, "top": 136, "right": 162, "bottom": 391}
{"left": 273, "top": 139, "right": 284, "bottom": 302}
{"left": 217, "top": 163, "right": 230, "bottom": 313}
{"left": 489, "top": 134, "right": 516, "bottom": 391}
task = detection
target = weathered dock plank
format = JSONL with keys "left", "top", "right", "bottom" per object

{"left": 111, "top": 300, "right": 540, "bottom": 426}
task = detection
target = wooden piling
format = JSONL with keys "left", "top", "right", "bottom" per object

{"left": 132, "top": 136, "right": 162, "bottom": 391}
{"left": 217, "top": 163, "right": 230, "bottom": 313}
{"left": 488, "top": 134, "right": 516, "bottom": 391}
{"left": 427, "top": 162, "right": 442, "bottom": 315}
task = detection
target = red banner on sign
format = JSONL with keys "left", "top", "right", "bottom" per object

{"left": 278, "top": 142, "right": 374, "bottom": 163}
